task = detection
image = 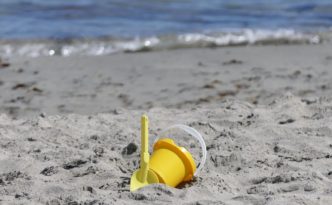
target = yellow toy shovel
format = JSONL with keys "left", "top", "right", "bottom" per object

{"left": 130, "top": 115, "right": 159, "bottom": 191}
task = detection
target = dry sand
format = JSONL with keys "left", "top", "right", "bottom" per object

{"left": 0, "top": 43, "right": 331, "bottom": 117}
{"left": 0, "top": 43, "right": 331, "bottom": 204}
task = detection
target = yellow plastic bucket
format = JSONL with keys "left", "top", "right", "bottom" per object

{"left": 149, "top": 138, "right": 196, "bottom": 188}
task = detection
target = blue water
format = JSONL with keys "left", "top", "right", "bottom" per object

{"left": 1, "top": 0, "right": 332, "bottom": 40}
{"left": 0, "top": 0, "right": 331, "bottom": 57}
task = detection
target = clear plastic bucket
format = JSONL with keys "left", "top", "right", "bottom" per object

{"left": 153, "top": 124, "right": 207, "bottom": 176}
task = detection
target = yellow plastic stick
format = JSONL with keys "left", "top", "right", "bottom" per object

{"left": 138, "top": 115, "right": 149, "bottom": 182}
{"left": 130, "top": 115, "right": 159, "bottom": 191}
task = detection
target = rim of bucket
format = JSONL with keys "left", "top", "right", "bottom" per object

{"left": 153, "top": 124, "right": 207, "bottom": 176}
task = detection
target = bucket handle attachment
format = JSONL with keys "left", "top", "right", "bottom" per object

{"left": 154, "top": 124, "right": 207, "bottom": 176}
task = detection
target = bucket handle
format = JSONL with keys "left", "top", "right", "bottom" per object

{"left": 153, "top": 124, "right": 207, "bottom": 176}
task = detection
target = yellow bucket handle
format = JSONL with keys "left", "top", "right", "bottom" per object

{"left": 153, "top": 124, "right": 207, "bottom": 176}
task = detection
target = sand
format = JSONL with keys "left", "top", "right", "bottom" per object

{"left": 0, "top": 43, "right": 331, "bottom": 204}
{"left": 0, "top": 43, "right": 331, "bottom": 117}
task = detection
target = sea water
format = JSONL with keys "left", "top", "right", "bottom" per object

{"left": 0, "top": 0, "right": 331, "bottom": 56}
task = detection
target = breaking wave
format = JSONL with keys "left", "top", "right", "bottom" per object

{"left": 0, "top": 29, "right": 325, "bottom": 57}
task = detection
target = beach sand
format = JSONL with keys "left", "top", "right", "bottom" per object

{"left": 1, "top": 43, "right": 332, "bottom": 117}
{"left": 0, "top": 43, "right": 331, "bottom": 204}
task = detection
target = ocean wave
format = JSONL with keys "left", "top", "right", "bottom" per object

{"left": 0, "top": 29, "right": 325, "bottom": 57}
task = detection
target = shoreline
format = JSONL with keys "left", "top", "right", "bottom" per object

{"left": 0, "top": 28, "right": 325, "bottom": 58}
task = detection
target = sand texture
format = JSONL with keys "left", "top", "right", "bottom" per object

{"left": 0, "top": 44, "right": 331, "bottom": 117}
{"left": 0, "top": 43, "right": 332, "bottom": 204}
{"left": 0, "top": 94, "right": 331, "bottom": 204}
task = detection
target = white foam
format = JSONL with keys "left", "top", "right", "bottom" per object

{"left": 177, "top": 29, "right": 320, "bottom": 46}
{"left": 0, "top": 29, "right": 322, "bottom": 57}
